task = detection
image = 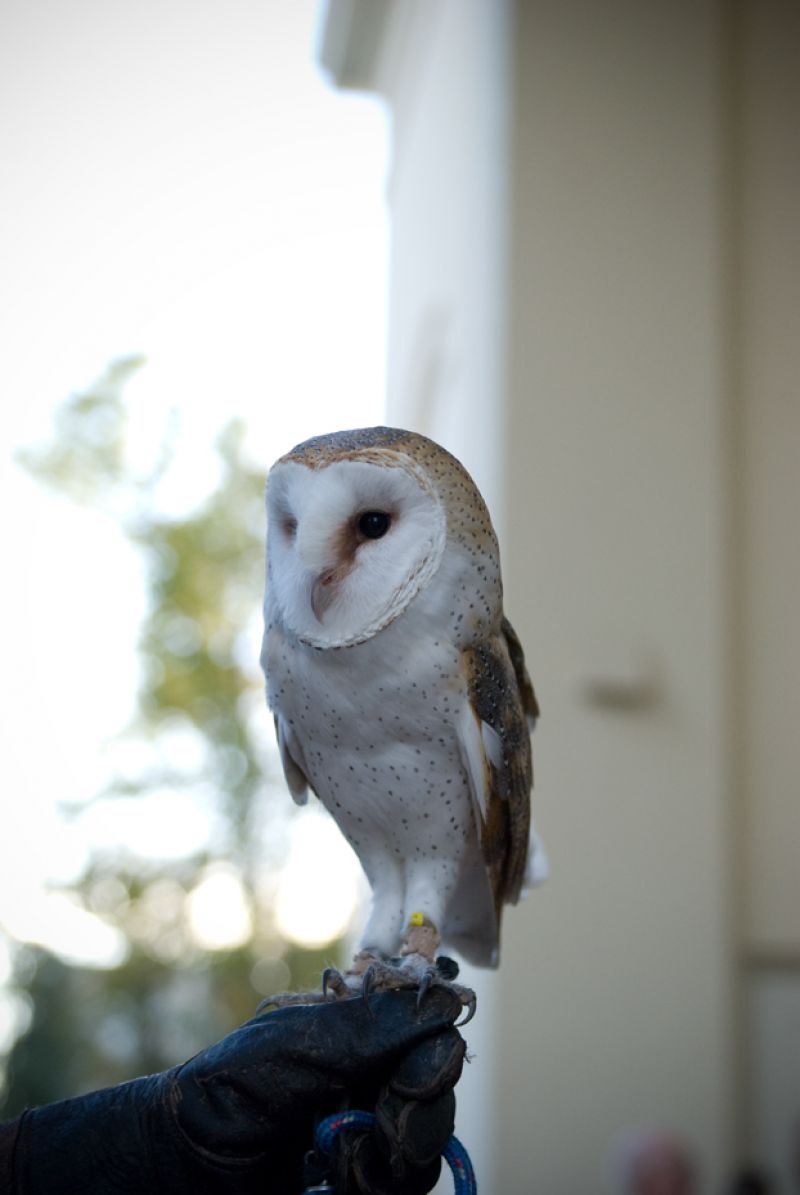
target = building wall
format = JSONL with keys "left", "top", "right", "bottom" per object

{"left": 736, "top": 2, "right": 800, "bottom": 1186}
{"left": 500, "top": 2, "right": 732, "bottom": 1190}
{"left": 737, "top": 0, "right": 800, "bottom": 959}
{"left": 379, "top": 0, "right": 513, "bottom": 521}
{"left": 320, "top": 0, "right": 800, "bottom": 1187}
{"left": 374, "top": 1, "right": 516, "bottom": 1188}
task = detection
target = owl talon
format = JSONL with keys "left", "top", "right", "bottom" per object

{"left": 455, "top": 987, "right": 477, "bottom": 1027}
{"left": 255, "top": 989, "right": 338, "bottom": 1013}
{"left": 361, "top": 962, "right": 380, "bottom": 1006}
{"left": 416, "top": 969, "right": 434, "bottom": 1010}
{"left": 414, "top": 964, "right": 476, "bottom": 1025}
{"left": 336, "top": 951, "right": 476, "bottom": 1024}
{"left": 322, "top": 967, "right": 351, "bottom": 1000}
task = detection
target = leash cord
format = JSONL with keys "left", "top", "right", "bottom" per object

{"left": 309, "top": 1109, "right": 477, "bottom": 1195}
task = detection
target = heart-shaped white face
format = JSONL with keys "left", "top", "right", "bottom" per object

{"left": 265, "top": 456, "right": 447, "bottom": 648}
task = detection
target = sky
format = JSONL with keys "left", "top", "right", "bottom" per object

{"left": 0, "top": 0, "right": 386, "bottom": 992}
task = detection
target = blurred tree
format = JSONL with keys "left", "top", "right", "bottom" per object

{"left": 1, "top": 359, "right": 344, "bottom": 1117}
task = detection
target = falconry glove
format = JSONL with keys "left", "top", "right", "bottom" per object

{"left": 0, "top": 987, "right": 464, "bottom": 1195}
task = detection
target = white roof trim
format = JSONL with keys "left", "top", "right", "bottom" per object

{"left": 316, "top": 0, "right": 392, "bottom": 91}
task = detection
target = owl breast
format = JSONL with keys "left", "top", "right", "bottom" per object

{"left": 268, "top": 613, "right": 469, "bottom": 844}
{"left": 266, "top": 597, "right": 496, "bottom": 955}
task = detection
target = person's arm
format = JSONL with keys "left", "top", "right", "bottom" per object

{"left": 0, "top": 987, "right": 465, "bottom": 1194}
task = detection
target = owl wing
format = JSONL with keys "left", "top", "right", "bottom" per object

{"left": 262, "top": 616, "right": 314, "bottom": 807}
{"left": 458, "top": 619, "right": 534, "bottom": 911}
{"left": 274, "top": 714, "right": 312, "bottom": 806}
{"left": 501, "top": 615, "right": 540, "bottom": 728}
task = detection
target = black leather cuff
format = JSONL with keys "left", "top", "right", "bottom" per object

{"left": 4, "top": 1073, "right": 294, "bottom": 1194}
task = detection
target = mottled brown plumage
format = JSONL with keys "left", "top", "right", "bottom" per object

{"left": 462, "top": 631, "right": 535, "bottom": 914}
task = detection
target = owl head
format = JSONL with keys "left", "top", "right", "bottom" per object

{"left": 265, "top": 426, "right": 498, "bottom": 650}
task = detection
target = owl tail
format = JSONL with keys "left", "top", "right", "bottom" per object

{"left": 522, "top": 819, "right": 550, "bottom": 893}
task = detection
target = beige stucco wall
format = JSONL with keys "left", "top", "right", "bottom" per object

{"left": 499, "top": 3, "right": 733, "bottom": 1190}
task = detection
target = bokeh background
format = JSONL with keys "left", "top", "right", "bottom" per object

{"left": 2, "top": 2, "right": 800, "bottom": 1193}
{"left": 0, "top": 0, "right": 382, "bottom": 1127}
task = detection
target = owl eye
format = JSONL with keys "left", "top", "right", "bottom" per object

{"left": 358, "top": 510, "right": 391, "bottom": 539}
{"left": 281, "top": 516, "right": 297, "bottom": 539}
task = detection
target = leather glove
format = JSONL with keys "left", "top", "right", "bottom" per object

{"left": 0, "top": 987, "right": 465, "bottom": 1194}
{"left": 316, "top": 1022, "right": 466, "bottom": 1195}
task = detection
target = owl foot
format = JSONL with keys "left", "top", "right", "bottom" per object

{"left": 399, "top": 914, "right": 476, "bottom": 1023}
{"left": 400, "top": 914, "right": 441, "bottom": 963}
{"left": 318, "top": 948, "right": 390, "bottom": 1000}
{"left": 257, "top": 961, "right": 475, "bottom": 1023}
{"left": 360, "top": 953, "right": 476, "bottom": 1025}
{"left": 255, "top": 953, "right": 380, "bottom": 1011}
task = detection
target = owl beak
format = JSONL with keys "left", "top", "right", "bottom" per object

{"left": 310, "top": 569, "right": 337, "bottom": 622}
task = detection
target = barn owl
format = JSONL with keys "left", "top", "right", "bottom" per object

{"left": 261, "top": 427, "right": 546, "bottom": 1003}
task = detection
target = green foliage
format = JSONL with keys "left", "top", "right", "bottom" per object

{"left": 3, "top": 942, "right": 274, "bottom": 1109}
{"left": 17, "top": 356, "right": 148, "bottom": 506}
{"left": 132, "top": 419, "right": 267, "bottom": 848}
{"left": 1, "top": 360, "right": 344, "bottom": 1118}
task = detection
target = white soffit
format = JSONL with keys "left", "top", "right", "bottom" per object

{"left": 317, "top": 0, "right": 392, "bottom": 91}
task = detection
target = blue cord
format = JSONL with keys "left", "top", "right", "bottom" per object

{"left": 442, "top": 1135, "right": 478, "bottom": 1195}
{"left": 313, "top": 1109, "right": 477, "bottom": 1194}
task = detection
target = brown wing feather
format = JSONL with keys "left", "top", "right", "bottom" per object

{"left": 462, "top": 626, "right": 533, "bottom": 916}
{"left": 502, "top": 615, "right": 540, "bottom": 725}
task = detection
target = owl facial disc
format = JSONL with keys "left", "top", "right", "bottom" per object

{"left": 266, "top": 455, "right": 447, "bottom": 649}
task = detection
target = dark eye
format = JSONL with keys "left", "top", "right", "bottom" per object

{"left": 358, "top": 510, "right": 391, "bottom": 539}
{"left": 282, "top": 516, "right": 297, "bottom": 539}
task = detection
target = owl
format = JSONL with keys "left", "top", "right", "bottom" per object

{"left": 261, "top": 427, "right": 545, "bottom": 994}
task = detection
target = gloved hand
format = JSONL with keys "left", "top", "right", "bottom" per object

{"left": 304, "top": 1009, "right": 466, "bottom": 1194}
{"left": 1, "top": 987, "right": 466, "bottom": 1194}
